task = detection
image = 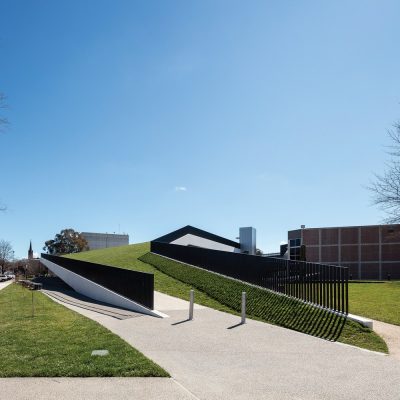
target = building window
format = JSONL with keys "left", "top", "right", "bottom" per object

{"left": 290, "top": 238, "right": 301, "bottom": 247}
{"left": 290, "top": 238, "right": 301, "bottom": 260}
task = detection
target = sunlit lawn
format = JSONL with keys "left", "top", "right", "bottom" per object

{"left": 0, "top": 284, "right": 168, "bottom": 377}
{"left": 349, "top": 281, "right": 400, "bottom": 325}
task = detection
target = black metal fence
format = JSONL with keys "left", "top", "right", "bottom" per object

{"left": 41, "top": 253, "right": 154, "bottom": 309}
{"left": 151, "top": 241, "right": 348, "bottom": 314}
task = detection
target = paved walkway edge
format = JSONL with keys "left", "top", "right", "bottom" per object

{"left": 373, "top": 319, "right": 400, "bottom": 360}
{"left": 0, "top": 378, "right": 197, "bottom": 400}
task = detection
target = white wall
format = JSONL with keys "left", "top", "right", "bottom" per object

{"left": 170, "top": 234, "right": 238, "bottom": 252}
{"left": 40, "top": 258, "right": 166, "bottom": 318}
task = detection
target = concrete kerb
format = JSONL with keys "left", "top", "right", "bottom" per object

{"left": 348, "top": 313, "right": 373, "bottom": 329}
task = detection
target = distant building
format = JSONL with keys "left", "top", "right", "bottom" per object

{"left": 28, "top": 240, "right": 33, "bottom": 259}
{"left": 81, "top": 232, "right": 129, "bottom": 250}
{"left": 26, "top": 241, "right": 44, "bottom": 275}
{"left": 288, "top": 224, "right": 400, "bottom": 280}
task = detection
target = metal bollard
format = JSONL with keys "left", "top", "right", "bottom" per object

{"left": 241, "top": 292, "right": 246, "bottom": 324}
{"left": 189, "top": 289, "right": 194, "bottom": 320}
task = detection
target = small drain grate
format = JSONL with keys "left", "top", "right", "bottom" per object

{"left": 91, "top": 350, "right": 109, "bottom": 356}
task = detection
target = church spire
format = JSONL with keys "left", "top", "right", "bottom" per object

{"left": 28, "top": 240, "right": 33, "bottom": 259}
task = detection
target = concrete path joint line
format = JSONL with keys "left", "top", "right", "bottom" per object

{"left": 172, "top": 378, "right": 202, "bottom": 400}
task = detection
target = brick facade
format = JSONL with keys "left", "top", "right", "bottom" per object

{"left": 288, "top": 224, "right": 400, "bottom": 280}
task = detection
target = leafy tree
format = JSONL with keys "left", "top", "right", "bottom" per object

{"left": 43, "top": 229, "right": 89, "bottom": 255}
{"left": 369, "top": 121, "right": 400, "bottom": 223}
{"left": 0, "top": 239, "right": 14, "bottom": 274}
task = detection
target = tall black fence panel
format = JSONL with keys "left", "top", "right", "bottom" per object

{"left": 151, "top": 241, "right": 348, "bottom": 314}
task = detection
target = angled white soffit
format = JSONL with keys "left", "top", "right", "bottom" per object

{"left": 170, "top": 233, "right": 237, "bottom": 252}
{"left": 40, "top": 258, "right": 167, "bottom": 318}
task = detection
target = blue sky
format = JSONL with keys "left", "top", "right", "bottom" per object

{"left": 1, "top": 0, "right": 400, "bottom": 258}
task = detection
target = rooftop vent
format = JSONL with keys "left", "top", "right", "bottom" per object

{"left": 239, "top": 227, "right": 256, "bottom": 255}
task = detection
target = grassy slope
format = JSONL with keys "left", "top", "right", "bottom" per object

{"left": 349, "top": 281, "right": 400, "bottom": 326}
{"left": 66, "top": 243, "right": 236, "bottom": 314}
{"left": 0, "top": 284, "right": 169, "bottom": 377}
{"left": 67, "top": 243, "right": 387, "bottom": 353}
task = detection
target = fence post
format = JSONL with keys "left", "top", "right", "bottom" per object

{"left": 189, "top": 289, "right": 194, "bottom": 320}
{"left": 241, "top": 292, "right": 246, "bottom": 324}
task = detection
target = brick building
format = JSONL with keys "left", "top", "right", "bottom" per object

{"left": 288, "top": 224, "right": 400, "bottom": 280}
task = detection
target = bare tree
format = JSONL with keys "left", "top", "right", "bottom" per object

{"left": 369, "top": 122, "right": 400, "bottom": 223}
{"left": 0, "top": 239, "right": 14, "bottom": 274}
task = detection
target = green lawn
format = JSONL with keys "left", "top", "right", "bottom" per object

{"left": 0, "top": 283, "right": 169, "bottom": 377}
{"left": 67, "top": 243, "right": 388, "bottom": 353}
{"left": 349, "top": 281, "right": 400, "bottom": 326}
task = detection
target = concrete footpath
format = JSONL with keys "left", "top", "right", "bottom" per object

{"left": 1, "top": 288, "right": 400, "bottom": 399}
{"left": 27, "top": 290, "right": 400, "bottom": 400}
{"left": 0, "top": 279, "right": 13, "bottom": 291}
{"left": 0, "top": 377, "right": 196, "bottom": 400}
{"left": 373, "top": 319, "right": 400, "bottom": 360}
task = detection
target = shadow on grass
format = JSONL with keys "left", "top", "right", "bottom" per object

{"left": 140, "top": 252, "right": 347, "bottom": 343}
{"left": 245, "top": 286, "right": 347, "bottom": 341}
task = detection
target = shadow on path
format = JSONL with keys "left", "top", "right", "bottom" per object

{"left": 171, "top": 319, "right": 192, "bottom": 326}
{"left": 32, "top": 277, "right": 143, "bottom": 320}
{"left": 227, "top": 322, "right": 245, "bottom": 330}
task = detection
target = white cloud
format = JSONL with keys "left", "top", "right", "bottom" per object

{"left": 174, "top": 186, "right": 187, "bottom": 192}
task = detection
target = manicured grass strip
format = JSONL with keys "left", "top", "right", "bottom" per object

{"left": 140, "top": 252, "right": 388, "bottom": 354}
{"left": 349, "top": 281, "right": 400, "bottom": 326}
{"left": 0, "top": 284, "right": 169, "bottom": 377}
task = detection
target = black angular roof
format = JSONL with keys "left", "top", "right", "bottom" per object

{"left": 152, "top": 225, "right": 240, "bottom": 249}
